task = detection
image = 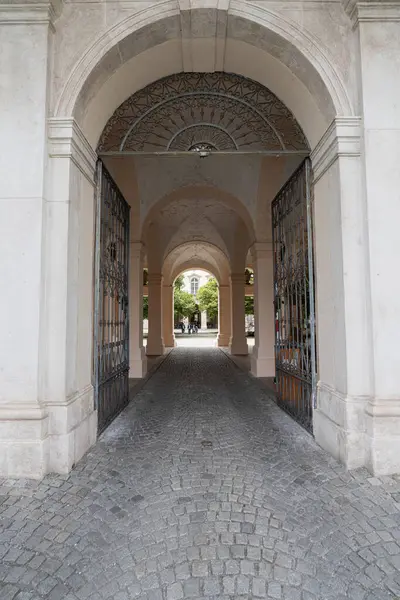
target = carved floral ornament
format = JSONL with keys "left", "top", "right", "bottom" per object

{"left": 97, "top": 72, "right": 309, "bottom": 153}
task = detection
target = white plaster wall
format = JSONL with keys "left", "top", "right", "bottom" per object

{"left": 359, "top": 21, "right": 400, "bottom": 400}
{"left": 0, "top": 21, "right": 50, "bottom": 406}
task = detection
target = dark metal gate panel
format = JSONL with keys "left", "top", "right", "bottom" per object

{"left": 271, "top": 158, "right": 316, "bottom": 432}
{"left": 94, "top": 160, "right": 130, "bottom": 433}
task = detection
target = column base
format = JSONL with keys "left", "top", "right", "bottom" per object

{"left": 229, "top": 337, "right": 248, "bottom": 356}
{"left": 250, "top": 348, "right": 275, "bottom": 377}
{"left": 217, "top": 333, "right": 230, "bottom": 347}
{"left": 130, "top": 347, "right": 147, "bottom": 377}
{"left": 47, "top": 384, "right": 97, "bottom": 474}
{"left": 146, "top": 343, "right": 165, "bottom": 357}
{"left": 0, "top": 385, "right": 97, "bottom": 478}
{"left": 0, "top": 404, "right": 49, "bottom": 479}
{"left": 164, "top": 335, "right": 176, "bottom": 348}
{"left": 313, "top": 382, "right": 367, "bottom": 470}
{"left": 365, "top": 401, "right": 400, "bottom": 475}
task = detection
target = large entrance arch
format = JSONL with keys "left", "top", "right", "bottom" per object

{"left": 6, "top": 0, "right": 399, "bottom": 479}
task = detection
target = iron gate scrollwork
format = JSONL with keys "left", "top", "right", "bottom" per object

{"left": 94, "top": 160, "right": 130, "bottom": 433}
{"left": 271, "top": 158, "right": 316, "bottom": 432}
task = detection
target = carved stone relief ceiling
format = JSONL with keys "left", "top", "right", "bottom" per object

{"left": 98, "top": 72, "right": 309, "bottom": 153}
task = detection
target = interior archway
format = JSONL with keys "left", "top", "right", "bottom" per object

{"left": 163, "top": 241, "right": 230, "bottom": 286}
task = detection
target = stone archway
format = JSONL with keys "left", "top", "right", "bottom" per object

{"left": 5, "top": 0, "right": 387, "bottom": 479}
{"left": 163, "top": 242, "right": 232, "bottom": 348}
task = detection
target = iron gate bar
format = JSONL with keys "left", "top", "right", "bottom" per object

{"left": 93, "top": 159, "right": 131, "bottom": 434}
{"left": 305, "top": 160, "right": 317, "bottom": 409}
{"left": 271, "top": 157, "right": 316, "bottom": 433}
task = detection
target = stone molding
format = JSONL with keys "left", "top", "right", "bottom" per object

{"left": 0, "top": 1, "right": 63, "bottom": 28}
{"left": 130, "top": 241, "right": 145, "bottom": 260}
{"left": 230, "top": 273, "right": 245, "bottom": 284}
{"left": 48, "top": 117, "right": 97, "bottom": 185}
{"left": 249, "top": 241, "right": 273, "bottom": 260}
{"left": 147, "top": 273, "right": 163, "bottom": 285}
{"left": 366, "top": 400, "right": 400, "bottom": 418}
{"left": 229, "top": 0, "right": 353, "bottom": 116}
{"left": 343, "top": 0, "right": 400, "bottom": 28}
{"left": 178, "top": 0, "right": 231, "bottom": 71}
{"left": 311, "top": 116, "right": 362, "bottom": 183}
{"left": 55, "top": 1, "right": 353, "bottom": 118}
{"left": 0, "top": 403, "right": 48, "bottom": 422}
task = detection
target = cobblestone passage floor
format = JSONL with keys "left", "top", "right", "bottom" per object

{"left": 2, "top": 348, "right": 400, "bottom": 600}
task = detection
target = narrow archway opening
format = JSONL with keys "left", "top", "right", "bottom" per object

{"left": 173, "top": 269, "right": 219, "bottom": 348}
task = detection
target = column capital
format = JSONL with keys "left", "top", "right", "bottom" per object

{"left": 249, "top": 242, "right": 273, "bottom": 260}
{"left": 48, "top": 118, "right": 97, "bottom": 184}
{"left": 0, "top": 1, "right": 64, "bottom": 29}
{"left": 311, "top": 117, "right": 362, "bottom": 184}
{"left": 147, "top": 273, "right": 163, "bottom": 285}
{"left": 342, "top": 0, "right": 400, "bottom": 28}
{"left": 130, "top": 241, "right": 145, "bottom": 259}
{"left": 230, "top": 273, "right": 245, "bottom": 285}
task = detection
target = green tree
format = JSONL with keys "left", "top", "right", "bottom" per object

{"left": 174, "top": 289, "right": 197, "bottom": 321}
{"left": 174, "top": 275, "right": 184, "bottom": 291}
{"left": 245, "top": 296, "right": 254, "bottom": 315}
{"left": 143, "top": 296, "right": 148, "bottom": 320}
{"left": 197, "top": 277, "right": 219, "bottom": 319}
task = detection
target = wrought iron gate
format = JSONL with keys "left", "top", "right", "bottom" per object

{"left": 94, "top": 160, "right": 130, "bottom": 433}
{"left": 271, "top": 158, "right": 316, "bottom": 432}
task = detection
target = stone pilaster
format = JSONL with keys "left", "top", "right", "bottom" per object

{"left": 163, "top": 284, "right": 176, "bottom": 347}
{"left": 229, "top": 273, "right": 248, "bottom": 356}
{"left": 146, "top": 274, "right": 165, "bottom": 356}
{"left": 129, "top": 242, "right": 147, "bottom": 377}
{"left": 217, "top": 285, "right": 231, "bottom": 346}
{"left": 250, "top": 243, "right": 275, "bottom": 378}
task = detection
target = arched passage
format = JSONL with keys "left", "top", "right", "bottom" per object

{"left": 14, "top": 0, "right": 375, "bottom": 480}
{"left": 161, "top": 242, "right": 232, "bottom": 349}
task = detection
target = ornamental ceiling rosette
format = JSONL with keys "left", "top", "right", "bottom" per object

{"left": 97, "top": 72, "right": 309, "bottom": 153}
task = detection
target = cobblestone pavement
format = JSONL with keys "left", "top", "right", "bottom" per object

{"left": 2, "top": 348, "right": 400, "bottom": 600}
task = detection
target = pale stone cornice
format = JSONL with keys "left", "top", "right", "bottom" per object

{"left": 0, "top": 404, "right": 48, "bottom": 422}
{"left": 0, "top": 1, "right": 63, "bottom": 28}
{"left": 48, "top": 117, "right": 97, "bottom": 184}
{"left": 311, "top": 117, "right": 362, "bottom": 184}
{"left": 366, "top": 399, "right": 400, "bottom": 418}
{"left": 343, "top": 0, "right": 400, "bottom": 28}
